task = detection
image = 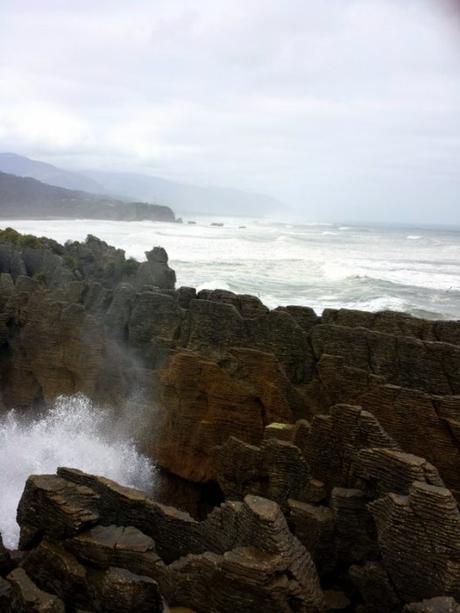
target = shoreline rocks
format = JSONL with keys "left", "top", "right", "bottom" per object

{"left": 0, "top": 230, "right": 459, "bottom": 611}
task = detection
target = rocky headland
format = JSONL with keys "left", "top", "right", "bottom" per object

{"left": 0, "top": 171, "right": 176, "bottom": 222}
{"left": 0, "top": 229, "right": 459, "bottom": 612}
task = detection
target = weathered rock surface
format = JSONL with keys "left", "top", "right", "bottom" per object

{"left": 0, "top": 231, "right": 460, "bottom": 611}
{"left": 0, "top": 533, "right": 12, "bottom": 575}
{"left": 8, "top": 468, "right": 324, "bottom": 612}
{"left": 403, "top": 598, "right": 460, "bottom": 613}
{"left": 369, "top": 481, "right": 460, "bottom": 603}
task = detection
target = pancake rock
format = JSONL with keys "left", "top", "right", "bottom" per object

{"left": 0, "top": 230, "right": 459, "bottom": 611}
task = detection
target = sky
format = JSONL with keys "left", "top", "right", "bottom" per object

{"left": 0, "top": 0, "right": 460, "bottom": 224}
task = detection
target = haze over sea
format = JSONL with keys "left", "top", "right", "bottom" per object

{"left": 2, "top": 217, "right": 460, "bottom": 320}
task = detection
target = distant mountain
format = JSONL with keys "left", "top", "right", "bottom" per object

{"left": 0, "top": 152, "right": 282, "bottom": 217}
{"left": 0, "top": 172, "right": 175, "bottom": 222}
{"left": 83, "top": 171, "right": 281, "bottom": 217}
{"left": 0, "top": 152, "right": 105, "bottom": 193}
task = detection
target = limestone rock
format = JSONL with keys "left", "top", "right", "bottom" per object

{"left": 215, "top": 436, "right": 311, "bottom": 510}
{"left": 17, "top": 474, "right": 100, "bottom": 549}
{"left": 15, "top": 469, "right": 325, "bottom": 612}
{"left": 311, "top": 324, "right": 460, "bottom": 395}
{"left": 197, "top": 288, "right": 269, "bottom": 317}
{"left": 135, "top": 247, "right": 176, "bottom": 290}
{"left": 369, "top": 481, "right": 460, "bottom": 603}
{"left": 314, "top": 354, "right": 460, "bottom": 496}
{"left": 0, "top": 533, "right": 12, "bottom": 575}
{"left": 0, "top": 576, "right": 12, "bottom": 611}
{"left": 322, "top": 308, "right": 460, "bottom": 347}
{"left": 304, "top": 404, "right": 397, "bottom": 491}
{"left": 404, "top": 598, "right": 460, "bottom": 613}
{"left": 355, "top": 447, "right": 444, "bottom": 496}
{"left": 287, "top": 500, "right": 335, "bottom": 574}
{"left": 349, "top": 561, "right": 401, "bottom": 612}
{"left": 95, "top": 566, "right": 165, "bottom": 613}
{"left": 330, "top": 488, "right": 378, "bottom": 563}
{"left": 156, "top": 348, "right": 296, "bottom": 481}
{"left": 7, "top": 568, "right": 65, "bottom": 612}
{"left": 21, "top": 540, "right": 89, "bottom": 607}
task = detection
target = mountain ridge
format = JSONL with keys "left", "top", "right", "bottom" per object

{"left": 0, "top": 171, "right": 175, "bottom": 222}
{"left": 0, "top": 152, "right": 105, "bottom": 194}
{"left": 0, "top": 153, "right": 282, "bottom": 217}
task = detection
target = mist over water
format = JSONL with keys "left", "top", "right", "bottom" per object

{"left": 0, "top": 394, "right": 155, "bottom": 548}
{"left": 2, "top": 217, "right": 460, "bottom": 319}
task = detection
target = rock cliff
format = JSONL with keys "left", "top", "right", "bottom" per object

{"left": 0, "top": 230, "right": 459, "bottom": 612}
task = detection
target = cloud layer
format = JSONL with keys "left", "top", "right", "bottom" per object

{"left": 1, "top": 0, "right": 459, "bottom": 223}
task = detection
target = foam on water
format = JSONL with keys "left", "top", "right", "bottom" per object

{"left": 1, "top": 217, "right": 459, "bottom": 319}
{"left": 0, "top": 394, "right": 155, "bottom": 548}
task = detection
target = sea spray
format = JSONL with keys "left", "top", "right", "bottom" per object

{"left": 0, "top": 394, "right": 155, "bottom": 548}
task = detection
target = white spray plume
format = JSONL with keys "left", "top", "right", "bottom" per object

{"left": 0, "top": 394, "right": 155, "bottom": 548}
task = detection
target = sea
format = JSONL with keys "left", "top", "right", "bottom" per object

{"left": 2, "top": 216, "right": 460, "bottom": 319}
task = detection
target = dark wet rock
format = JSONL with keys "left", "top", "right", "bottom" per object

{"left": 330, "top": 488, "right": 378, "bottom": 564}
{"left": 304, "top": 404, "right": 398, "bottom": 492}
{"left": 0, "top": 534, "right": 12, "bottom": 576}
{"left": 15, "top": 468, "right": 325, "bottom": 612}
{"left": 17, "top": 474, "right": 100, "bottom": 549}
{"left": 403, "top": 597, "right": 460, "bottom": 613}
{"left": 322, "top": 308, "right": 460, "bottom": 347}
{"left": 135, "top": 247, "right": 176, "bottom": 290}
{"left": 21, "top": 540, "right": 89, "bottom": 607}
{"left": 287, "top": 500, "right": 335, "bottom": 574}
{"left": 7, "top": 567, "right": 65, "bottom": 612}
{"left": 94, "top": 566, "right": 165, "bottom": 613}
{"left": 0, "top": 576, "right": 12, "bottom": 611}
{"left": 215, "top": 435, "right": 310, "bottom": 510}
{"left": 349, "top": 561, "right": 401, "bottom": 613}
{"left": 65, "top": 524, "right": 168, "bottom": 588}
{"left": 369, "top": 481, "right": 460, "bottom": 603}
{"left": 323, "top": 590, "right": 351, "bottom": 611}
{"left": 176, "top": 286, "right": 196, "bottom": 308}
{"left": 1, "top": 232, "right": 460, "bottom": 610}
{"left": 275, "top": 305, "right": 320, "bottom": 332}
{"left": 156, "top": 347, "right": 300, "bottom": 481}
{"left": 354, "top": 447, "right": 444, "bottom": 496}
{"left": 197, "top": 288, "right": 269, "bottom": 317}
{"left": 313, "top": 354, "right": 460, "bottom": 495}
{"left": 311, "top": 324, "right": 460, "bottom": 394}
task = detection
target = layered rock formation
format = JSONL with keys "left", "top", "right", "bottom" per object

{"left": 0, "top": 230, "right": 459, "bottom": 611}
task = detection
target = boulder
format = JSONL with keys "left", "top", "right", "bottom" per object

{"left": 7, "top": 568, "right": 65, "bottom": 612}
{"left": 15, "top": 468, "right": 325, "bottom": 612}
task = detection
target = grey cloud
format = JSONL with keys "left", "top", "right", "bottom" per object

{"left": 0, "top": 0, "right": 459, "bottom": 224}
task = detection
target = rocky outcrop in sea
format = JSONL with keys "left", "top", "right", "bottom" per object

{"left": 0, "top": 230, "right": 459, "bottom": 612}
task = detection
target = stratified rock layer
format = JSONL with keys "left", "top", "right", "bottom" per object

{"left": 6, "top": 469, "right": 324, "bottom": 612}
{"left": 0, "top": 231, "right": 459, "bottom": 612}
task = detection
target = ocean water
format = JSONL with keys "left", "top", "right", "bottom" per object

{"left": 0, "top": 395, "right": 155, "bottom": 548}
{"left": 2, "top": 216, "right": 460, "bottom": 319}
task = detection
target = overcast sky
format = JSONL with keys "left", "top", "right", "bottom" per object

{"left": 1, "top": 0, "right": 459, "bottom": 224}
